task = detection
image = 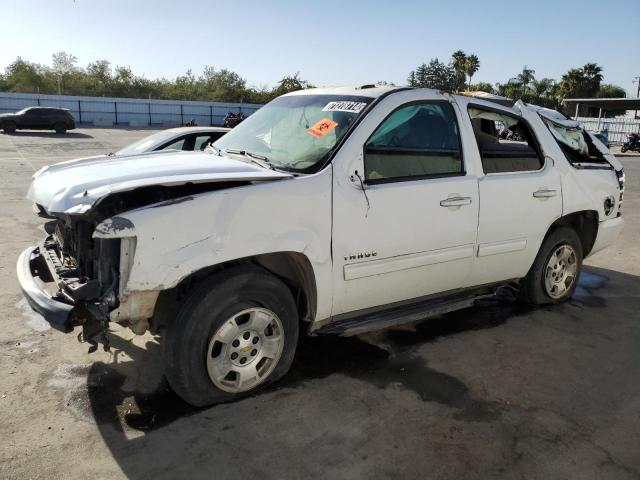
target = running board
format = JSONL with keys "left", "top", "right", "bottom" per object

{"left": 313, "top": 284, "right": 509, "bottom": 337}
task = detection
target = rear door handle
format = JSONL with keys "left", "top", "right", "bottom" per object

{"left": 440, "top": 196, "right": 473, "bottom": 207}
{"left": 533, "top": 188, "right": 557, "bottom": 198}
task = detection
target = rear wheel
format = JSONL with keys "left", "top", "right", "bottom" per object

{"left": 53, "top": 122, "right": 67, "bottom": 134}
{"left": 2, "top": 122, "right": 16, "bottom": 133}
{"left": 162, "top": 266, "right": 299, "bottom": 406}
{"left": 520, "top": 227, "right": 583, "bottom": 305}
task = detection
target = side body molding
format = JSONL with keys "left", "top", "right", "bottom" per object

{"left": 344, "top": 245, "right": 475, "bottom": 280}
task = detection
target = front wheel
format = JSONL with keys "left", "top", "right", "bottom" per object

{"left": 520, "top": 227, "right": 583, "bottom": 305}
{"left": 2, "top": 122, "right": 16, "bottom": 133}
{"left": 621, "top": 144, "right": 628, "bottom": 153}
{"left": 53, "top": 122, "right": 67, "bottom": 134}
{"left": 162, "top": 266, "right": 299, "bottom": 406}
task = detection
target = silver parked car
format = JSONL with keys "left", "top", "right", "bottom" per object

{"left": 113, "top": 126, "right": 230, "bottom": 156}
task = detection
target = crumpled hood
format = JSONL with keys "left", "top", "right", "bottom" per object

{"left": 28, "top": 151, "right": 291, "bottom": 214}
{"left": 36, "top": 148, "right": 181, "bottom": 172}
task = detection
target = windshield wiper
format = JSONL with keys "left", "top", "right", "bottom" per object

{"left": 224, "top": 149, "right": 275, "bottom": 170}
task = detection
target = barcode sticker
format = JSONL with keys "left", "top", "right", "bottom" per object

{"left": 322, "top": 101, "right": 367, "bottom": 113}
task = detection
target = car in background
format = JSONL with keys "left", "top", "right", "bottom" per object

{"left": 0, "top": 107, "right": 76, "bottom": 134}
{"left": 32, "top": 126, "right": 233, "bottom": 175}
{"left": 113, "top": 127, "right": 231, "bottom": 156}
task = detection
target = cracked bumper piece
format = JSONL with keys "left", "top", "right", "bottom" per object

{"left": 16, "top": 246, "right": 74, "bottom": 332}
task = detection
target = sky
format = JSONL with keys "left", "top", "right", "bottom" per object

{"left": 2, "top": 0, "right": 639, "bottom": 95}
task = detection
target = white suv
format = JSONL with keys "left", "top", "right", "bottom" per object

{"left": 18, "top": 86, "right": 624, "bottom": 406}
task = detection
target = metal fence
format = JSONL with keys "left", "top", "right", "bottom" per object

{"left": 0, "top": 92, "right": 263, "bottom": 127}
{"left": 575, "top": 116, "right": 640, "bottom": 145}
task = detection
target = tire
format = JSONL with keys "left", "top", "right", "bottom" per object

{"left": 520, "top": 226, "right": 583, "bottom": 306}
{"left": 621, "top": 144, "right": 628, "bottom": 153}
{"left": 53, "top": 123, "right": 67, "bottom": 134}
{"left": 162, "top": 266, "right": 299, "bottom": 406}
{"left": 2, "top": 122, "right": 16, "bottom": 133}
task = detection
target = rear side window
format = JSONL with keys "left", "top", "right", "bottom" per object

{"left": 364, "top": 102, "right": 463, "bottom": 183}
{"left": 163, "top": 138, "right": 187, "bottom": 151}
{"left": 194, "top": 133, "right": 225, "bottom": 151}
{"left": 468, "top": 107, "right": 543, "bottom": 174}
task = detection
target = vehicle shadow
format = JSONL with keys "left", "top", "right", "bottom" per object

{"left": 84, "top": 265, "right": 638, "bottom": 479}
{"left": 4, "top": 131, "right": 94, "bottom": 139}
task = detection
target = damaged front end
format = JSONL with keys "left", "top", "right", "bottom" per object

{"left": 17, "top": 150, "right": 292, "bottom": 352}
{"left": 18, "top": 214, "right": 124, "bottom": 352}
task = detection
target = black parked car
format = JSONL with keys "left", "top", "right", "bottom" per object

{"left": 0, "top": 107, "right": 76, "bottom": 134}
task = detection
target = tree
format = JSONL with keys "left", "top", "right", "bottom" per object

{"left": 202, "top": 66, "right": 247, "bottom": 101}
{"left": 464, "top": 54, "right": 480, "bottom": 91}
{"left": 270, "top": 72, "right": 313, "bottom": 98}
{"left": 531, "top": 78, "right": 557, "bottom": 106}
{"left": 413, "top": 59, "right": 457, "bottom": 92}
{"left": 51, "top": 51, "right": 78, "bottom": 95}
{"left": 469, "top": 82, "right": 495, "bottom": 94}
{"left": 582, "top": 63, "right": 604, "bottom": 87}
{"left": 596, "top": 83, "right": 626, "bottom": 116}
{"left": 516, "top": 66, "right": 536, "bottom": 91}
{"left": 558, "top": 63, "right": 605, "bottom": 114}
{"left": 558, "top": 63, "right": 604, "bottom": 99}
{"left": 3, "top": 57, "right": 51, "bottom": 93}
{"left": 451, "top": 50, "right": 467, "bottom": 91}
{"left": 407, "top": 70, "right": 417, "bottom": 87}
{"left": 85, "top": 60, "right": 112, "bottom": 96}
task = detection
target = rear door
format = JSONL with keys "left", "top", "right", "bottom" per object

{"left": 457, "top": 98, "right": 562, "bottom": 286}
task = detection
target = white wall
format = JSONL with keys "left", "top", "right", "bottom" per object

{"left": 0, "top": 92, "right": 262, "bottom": 127}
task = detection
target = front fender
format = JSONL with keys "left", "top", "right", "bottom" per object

{"left": 98, "top": 167, "right": 334, "bottom": 321}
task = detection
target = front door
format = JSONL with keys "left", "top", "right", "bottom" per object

{"left": 331, "top": 91, "right": 480, "bottom": 317}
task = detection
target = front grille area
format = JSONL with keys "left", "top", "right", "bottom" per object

{"left": 47, "top": 218, "right": 121, "bottom": 307}
{"left": 52, "top": 218, "right": 95, "bottom": 279}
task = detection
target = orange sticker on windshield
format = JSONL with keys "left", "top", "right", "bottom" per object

{"left": 308, "top": 118, "right": 338, "bottom": 137}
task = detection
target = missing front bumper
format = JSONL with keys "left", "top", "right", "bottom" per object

{"left": 16, "top": 244, "right": 111, "bottom": 352}
{"left": 16, "top": 246, "right": 74, "bottom": 332}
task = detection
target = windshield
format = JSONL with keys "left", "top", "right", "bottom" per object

{"left": 214, "top": 94, "right": 374, "bottom": 172}
{"left": 116, "top": 131, "right": 178, "bottom": 155}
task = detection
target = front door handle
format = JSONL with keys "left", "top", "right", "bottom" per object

{"left": 533, "top": 188, "right": 557, "bottom": 198}
{"left": 440, "top": 196, "right": 473, "bottom": 207}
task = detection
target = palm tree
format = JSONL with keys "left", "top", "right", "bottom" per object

{"left": 531, "top": 78, "right": 557, "bottom": 107}
{"left": 451, "top": 50, "right": 467, "bottom": 91}
{"left": 516, "top": 66, "right": 536, "bottom": 91}
{"left": 464, "top": 54, "right": 480, "bottom": 91}
{"left": 581, "top": 63, "right": 603, "bottom": 84}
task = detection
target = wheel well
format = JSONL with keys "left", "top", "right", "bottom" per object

{"left": 151, "top": 252, "right": 317, "bottom": 333}
{"left": 547, "top": 211, "right": 598, "bottom": 256}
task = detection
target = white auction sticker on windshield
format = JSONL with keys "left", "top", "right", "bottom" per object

{"left": 322, "top": 101, "right": 367, "bottom": 114}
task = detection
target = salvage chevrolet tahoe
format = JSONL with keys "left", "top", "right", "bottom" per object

{"left": 17, "top": 86, "right": 624, "bottom": 406}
